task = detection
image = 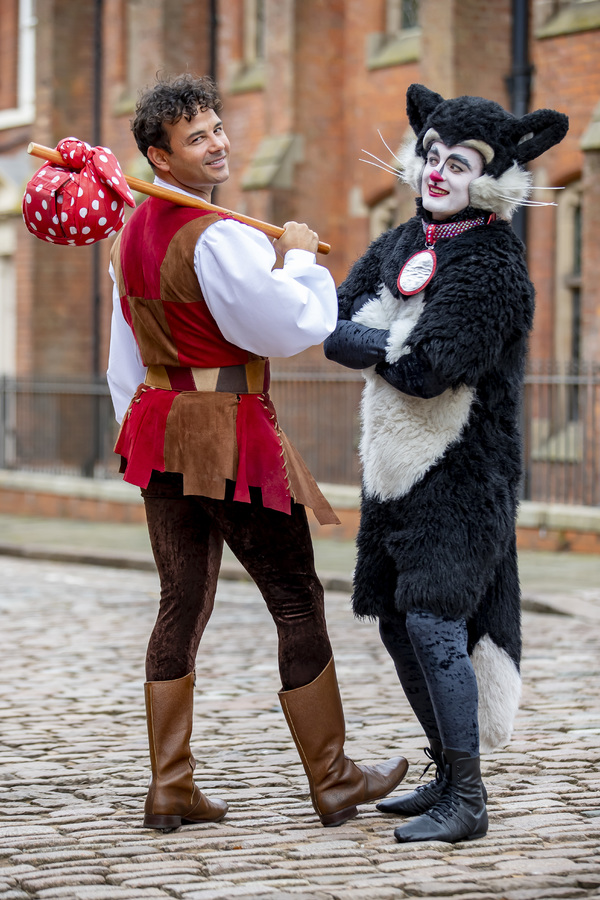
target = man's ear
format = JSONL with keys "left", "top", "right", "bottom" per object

{"left": 147, "top": 145, "right": 172, "bottom": 172}
{"left": 406, "top": 84, "right": 444, "bottom": 135}
{"left": 512, "top": 109, "right": 569, "bottom": 164}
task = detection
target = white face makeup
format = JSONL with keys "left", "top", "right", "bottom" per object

{"left": 421, "top": 141, "right": 484, "bottom": 220}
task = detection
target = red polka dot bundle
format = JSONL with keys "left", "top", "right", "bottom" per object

{"left": 22, "top": 137, "right": 135, "bottom": 246}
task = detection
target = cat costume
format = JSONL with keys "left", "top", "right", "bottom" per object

{"left": 324, "top": 84, "right": 568, "bottom": 843}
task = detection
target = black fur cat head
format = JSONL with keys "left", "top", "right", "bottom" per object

{"left": 407, "top": 83, "right": 569, "bottom": 178}
{"left": 398, "top": 84, "right": 569, "bottom": 219}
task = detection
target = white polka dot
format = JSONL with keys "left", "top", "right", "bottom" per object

{"left": 51, "top": 175, "right": 60, "bottom": 183}
{"left": 30, "top": 222, "right": 37, "bottom": 230}
{"left": 40, "top": 169, "right": 47, "bottom": 176}
{"left": 98, "top": 217, "right": 106, "bottom": 226}
{"left": 98, "top": 189, "right": 105, "bottom": 199}
{"left": 79, "top": 207, "right": 88, "bottom": 218}
{"left": 42, "top": 199, "right": 48, "bottom": 210}
{"left": 78, "top": 187, "right": 84, "bottom": 197}
{"left": 36, "top": 184, "right": 43, "bottom": 192}
{"left": 92, "top": 200, "right": 99, "bottom": 210}
{"left": 85, "top": 238, "right": 95, "bottom": 244}
{"left": 99, "top": 154, "right": 108, "bottom": 163}
{"left": 70, "top": 227, "right": 77, "bottom": 235}
{"left": 57, "top": 194, "right": 63, "bottom": 203}
{"left": 82, "top": 226, "right": 91, "bottom": 234}
{"left": 61, "top": 213, "right": 68, "bottom": 222}
{"left": 26, "top": 193, "right": 31, "bottom": 203}
{"left": 48, "top": 227, "right": 56, "bottom": 235}
{"left": 52, "top": 216, "right": 59, "bottom": 224}
{"left": 111, "top": 175, "right": 120, "bottom": 185}
{"left": 111, "top": 201, "right": 117, "bottom": 211}
{"left": 35, "top": 211, "right": 42, "bottom": 221}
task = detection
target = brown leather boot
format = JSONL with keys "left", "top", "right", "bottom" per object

{"left": 279, "top": 657, "right": 408, "bottom": 826}
{"left": 143, "top": 672, "right": 228, "bottom": 831}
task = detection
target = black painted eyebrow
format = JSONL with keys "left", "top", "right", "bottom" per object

{"left": 428, "top": 144, "right": 474, "bottom": 170}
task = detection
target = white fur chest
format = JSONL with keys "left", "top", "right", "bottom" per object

{"left": 353, "top": 285, "right": 474, "bottom": 502}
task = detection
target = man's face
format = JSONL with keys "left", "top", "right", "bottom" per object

{"left": 150, "top": 107, "right": 230, "bottom": 199}
{"left": 421, "top": 141, "right": 484, "bottom": 220}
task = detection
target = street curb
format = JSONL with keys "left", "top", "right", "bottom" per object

{"left": 1, "top": 540, "right": 598, "bottom": 619}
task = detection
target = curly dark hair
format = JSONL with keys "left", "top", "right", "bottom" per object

{"left": 131, "top": 74, "right": 223, "bottom": 165}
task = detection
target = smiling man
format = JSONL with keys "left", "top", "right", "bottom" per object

{"left": 106, "top": 73, "right": 407, "bottom": 834}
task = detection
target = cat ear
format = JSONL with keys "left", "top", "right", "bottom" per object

{"left": 406, "top": 84, "right": 445, "bottom": 135}
{"left": 512, "top": 109, "right": 569, "bottom": 164}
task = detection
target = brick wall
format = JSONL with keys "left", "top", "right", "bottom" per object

{"left": 2, "top": 0, "right": 599, "bottom": 384}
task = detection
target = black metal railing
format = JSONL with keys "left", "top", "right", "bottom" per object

{"left": 1, "top": 362, "right": 599, "bottom": 506}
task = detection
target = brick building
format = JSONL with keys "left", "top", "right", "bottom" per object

{"left": 0, "top": 0, "right": 599, "bottom": 485}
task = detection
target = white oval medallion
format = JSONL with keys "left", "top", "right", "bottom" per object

{"left": 397, "top": 249, "right": 437, "bottom": 296}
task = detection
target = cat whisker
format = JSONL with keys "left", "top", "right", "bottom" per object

{"left": 359, "top": 158, "right": 402, "bottom": 178}
{"left": 360, "top": 150, "right": 400, "bottom": 178}
{"left": 377, "top": 129, "right": 403, "bottom": 164}
{"left": 497, "top": 194, "right": 558, "bottom": 207}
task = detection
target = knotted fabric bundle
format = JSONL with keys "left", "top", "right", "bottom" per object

{"left": 22, "top": 137, "right": 135, "bottom": 245}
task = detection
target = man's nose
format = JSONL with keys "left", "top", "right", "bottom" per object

{"left": 208, "top": 133, "right": 226, "bottom": 152}
{"left": 430, "top": 168, "right": 445, "bottom": 183}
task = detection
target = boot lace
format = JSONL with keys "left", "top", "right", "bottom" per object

{"left": 425, "top": 783, "right": 459, "bottom": 824}
{"left": 418, "top": 746, "right": 444, "bottom": 785}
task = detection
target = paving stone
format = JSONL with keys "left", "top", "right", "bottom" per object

{"left": 0, "top": 556, "right": 599, "bottom": 899}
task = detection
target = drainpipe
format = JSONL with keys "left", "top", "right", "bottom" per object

{"left": 509, "top": 0, "right": 532, "bottom": 246}
{"left": 91, "top": 0, "right": 103, "bottom": 381}
{"left": 209, "top": 0, "right": 218, "bottom": 84}
{"left": 86, "top": 0, "right": 103, "bottom": 476}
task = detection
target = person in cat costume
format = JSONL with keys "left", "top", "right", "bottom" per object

{"left": 324, "top": 84, "right": 568, "bottom": 844}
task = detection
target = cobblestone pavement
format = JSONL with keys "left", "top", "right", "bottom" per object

{"left": 1, "top": 555, "right": 599, "bottom": 900}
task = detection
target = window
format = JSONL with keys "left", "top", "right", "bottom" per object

{"left": 554, "top": 182, "right": 583, "bottom": 372}
{"left": 0, "top": 223, "right": 16, "bottom": 376}
{"left": 0, "top": 0, "right": 36, "bottom": 130}
{"left": 367, "top": 0, "right": 420, "bottom": 70}
{"left": 244, "top": 0, "right": 266, "bottom": 67}
{"left": 230, "top": 0, "right": 267, "bottom": 93}
{"left": 386, "top": 0, "right": 420, "bottom": 34}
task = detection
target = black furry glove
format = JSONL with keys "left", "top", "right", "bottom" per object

{"left": 324, "top": 320, "right": 390, "bottom": 370}
{"left": 375, "top": 348, "right": 451, "bottom": 398}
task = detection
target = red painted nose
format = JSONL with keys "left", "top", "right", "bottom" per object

{"left": 430, "top": 169, "right": 444, "bottom": 183}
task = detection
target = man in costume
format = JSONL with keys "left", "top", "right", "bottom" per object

{"left": 106, "top": 73, "right": 407, "bottom": 832}
{"left": 324, "top": 84, "right": 568, "bottom": 843}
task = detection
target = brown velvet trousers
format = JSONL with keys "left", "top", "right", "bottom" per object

{"left": 141, "top": 471, "right": 332, "bottom": 691}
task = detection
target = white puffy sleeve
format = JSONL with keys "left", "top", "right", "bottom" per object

{"left": 106, "top": 261, "right": 147, "bottom": 424}
{"left": 194, "top": 218, "right": 337, "bottom": 357}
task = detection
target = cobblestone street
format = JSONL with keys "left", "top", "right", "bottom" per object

{"left": 1, "top": 554, "right": 599, "bottom": 900}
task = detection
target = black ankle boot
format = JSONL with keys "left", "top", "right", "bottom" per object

{"left": 393, "top": 751, "right": 487, "bottom": 844}
{"left": 377, "top": 740, "right": 446, "bottom": 816}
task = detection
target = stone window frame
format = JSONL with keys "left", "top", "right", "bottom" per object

{"left": 229, "top": 0, "right": 267, "bottom": 94}
{"left": 0, "top": 0, "right": 36, "bottom": 130}
{"left": 536, "top": 0, "right": 600, "bottom": 38}
{"left": 367, "top": 0, "right": 421, "bottom": 71}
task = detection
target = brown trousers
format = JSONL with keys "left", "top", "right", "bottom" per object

{"left": 141, "top": 471, "right": 332, "bottom": 690}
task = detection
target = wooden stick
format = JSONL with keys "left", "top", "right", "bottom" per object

{"left": 27, "top": 142, "right": 331, "bottom": 255}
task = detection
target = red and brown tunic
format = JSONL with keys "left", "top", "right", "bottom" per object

{"left": 110, "top": 197, "right": 338, "bottom": 525}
